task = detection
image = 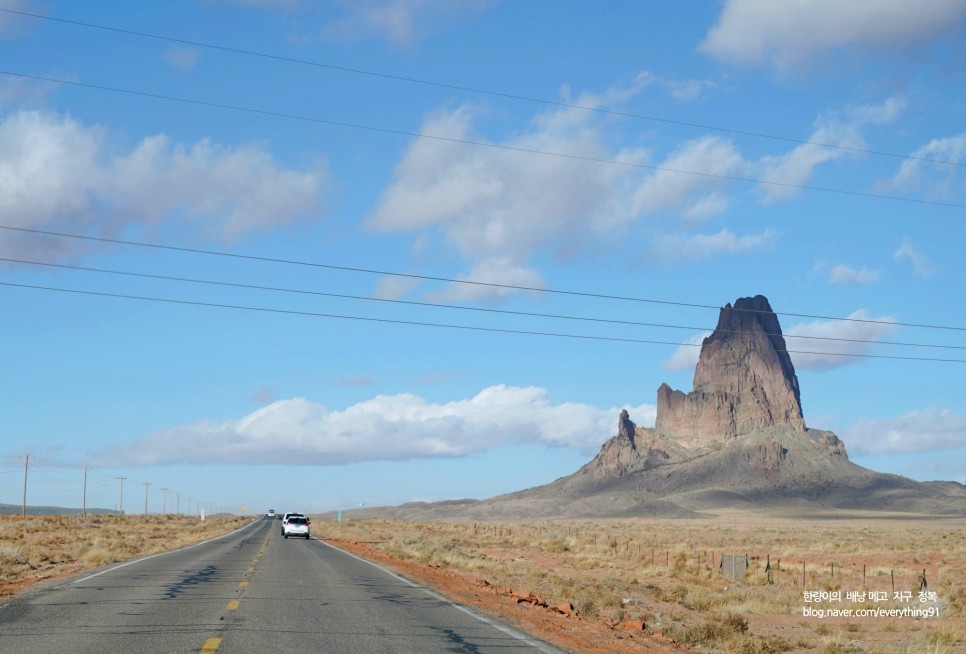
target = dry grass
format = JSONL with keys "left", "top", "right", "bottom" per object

{"left": 0, "top": 514, "right": 252, "bottom": 596}
{"left": 325, "top": 516, "right": 966, "bottom": 653}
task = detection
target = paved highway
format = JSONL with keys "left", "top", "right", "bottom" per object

{"left": 0, "top": 517, "right": 564, "bottom": 653}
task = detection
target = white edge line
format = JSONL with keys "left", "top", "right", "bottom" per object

{"left": 314, "top": 537, "right": 566, "bottom": 654}
{"left": 69, "top": 517, "right": 261, "bottom": 585}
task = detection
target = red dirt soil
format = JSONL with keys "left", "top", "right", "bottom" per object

{"left": 326, "top": 536, "right": 685, "bottom": 654}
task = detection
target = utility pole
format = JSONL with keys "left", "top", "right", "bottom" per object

{"left": 187, "top": 496, "right": 192, "bottom": 516}
{"left": 177, "top": 492, "right": 180, "bottom": 515}
{"left": 143, "top": 482, "right": 151, "bottom": 516}
{"left": 117, "top": 476, "right": 127, "bottom": 514}
{"left": 160, "top": 487, "right": 168, "bottom": 514}
{"left": 22, "top": 455, "right": 29, "bottom": 517}
{"left": 82, "top": 465, "right": 88, "bottom": 517}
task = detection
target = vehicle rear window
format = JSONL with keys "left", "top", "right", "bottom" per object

{"left": 288, "top": 517, "right": 307, "bottom": 525}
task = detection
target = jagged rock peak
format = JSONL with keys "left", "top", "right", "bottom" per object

{"left": 656, "top": 294, "right": 806, "bottom": 447}
{"left": 618, "top": 409, "right": 636, "bottom": 446}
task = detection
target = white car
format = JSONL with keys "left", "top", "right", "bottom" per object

{"left": 282, "top": 515, "right": 310, "bottom": 539}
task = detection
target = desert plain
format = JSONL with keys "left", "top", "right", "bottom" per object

{"left": 2, "top": 511, "right": 963, "bottom": 654}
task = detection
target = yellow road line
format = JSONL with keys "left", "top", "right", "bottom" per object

{"left": 200, "top": 637, "right": 221, "bottom": 653}
{"left": 239, "top": 581, "right": 249, "bottom": 588}
{"left": 226, "top": 599, "right": 240, "bottom": 611}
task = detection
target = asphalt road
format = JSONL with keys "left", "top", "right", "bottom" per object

{"left": 0, "top": 517, "right": 564, "bottom": 654}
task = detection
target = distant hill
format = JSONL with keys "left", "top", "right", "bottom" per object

{"left": 348, "top": 295, "right": 966, "bottom": 521}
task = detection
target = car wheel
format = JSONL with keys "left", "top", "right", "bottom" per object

{"left": 284, "top": 534, "right": 288, "bottom": 539}
{"left": 306, "top": 534, "right": 310, "bottom": 539}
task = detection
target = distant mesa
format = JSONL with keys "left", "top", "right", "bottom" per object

{"left": 345, "top": 294, "right": 966, "bottom": 520}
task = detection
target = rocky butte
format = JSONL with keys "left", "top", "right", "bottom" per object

{"left": 656, "top": 295, "right": 805, "bottom": 447}
{"left": 354, "top": 294, "right": 966, "bottom": 520}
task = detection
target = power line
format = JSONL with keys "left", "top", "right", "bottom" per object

{"left": 1, "top": 6, "right": 961, "bottom": 169}
{"left": 3, "top": 256, "right": 962, "bottom": 352}
{"left": 1, "top": 223, "right": 962, "bottom": 332}
{"left": 2, "top": 280, "right": 963, "bottom": 364}
{"left": 2, "top": 69, "right": 965, "bottom": 212}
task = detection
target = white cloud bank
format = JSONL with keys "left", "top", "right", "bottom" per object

{"left": 845, "top": 408, "right": 966, "bottom": 454}
{"left": 367, "top": 88, "right": 903, "bottom": 291}
{"left": 0, "top": 111, "right": 326, "bottom": 260}
{"left": 700, "top": 0, "right": 966, "bottom": 69}
{"left": 103, "top": 385, "right": 656, "bottom": 466}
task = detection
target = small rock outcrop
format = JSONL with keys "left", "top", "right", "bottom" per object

{"left": 581, "top": 410, "right": 677, "bottom": 479}
{"left": 656, "top": 295, "right": 806, "bottom": 447}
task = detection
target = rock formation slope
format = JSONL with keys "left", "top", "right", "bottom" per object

{"left": 359, "top": 295, "right": 966, "bottom": 520}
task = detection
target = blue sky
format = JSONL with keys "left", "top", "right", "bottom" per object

{"left": 1, "top": 0, "right": 964, "bottom": 515}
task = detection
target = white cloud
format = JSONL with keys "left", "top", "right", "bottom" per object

{"left": 0, "top": 111, "right": 326, "bottom": 259}
{"left": 367, "top": 80, "right": 759, "bottom": 282}
{"left": 663, "top": 331, "right": 711, "bottom": 371}
{"left": 631, "top": 136, "right": 745, "bottom": 218}
{"left": 663, "top": 78, "right": 717, "bottom": 102}
{"left": 651, "top": 227, "right": 780, "bottom": 263}
{"left": 757, "top": 98, "right": 905, "bottom": 203}
{"left": 163, "top": 46, "right": 200, "bottom": 73}
{"left": 884, "top": 133, "right": 966, "bottom": 199}
{"left": 0, "top": 75, "right": 60, "bottom": 108}
{"left": 700, "top": 0, "right": 966, "bottom": 69}
{"left": 373, "top": 275, "right": 421, "bottom": 300}
{"left": 893, "top": 237, "right": 936, "bottom": 277}
{"left": 367, "top": 100, "right": 643, "bottom": 263}
{"left": 846, "top": 408, "right": 966, "bottom": 454}
{"left": 103, "top": 385, "right": 657, "bottom": 466}
{"left": 426, "top": 257, "right": 545, "bottom": 302}
{"left": 784, "top": 310, "right": 900, "bottom": 371}
{"left": 320, "top": 0, "right": 493, "bottom": 47}
{"left": 368, "top": 83, "right": 909, "bottom": 280}
{"left": 828, "top": 264, "right": 881, "bottom": 285}
{"left": 0, "top": 0, "right": 34, "bottom": 38}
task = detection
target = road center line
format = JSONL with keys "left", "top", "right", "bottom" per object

{"left": 199, "top": 637, "right": 221, "bottom": 653}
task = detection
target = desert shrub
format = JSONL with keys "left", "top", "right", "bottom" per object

{"left": 727, "top": 633, "right": 790, "bottom": 654}
{"left": 673, "top": 551, "right": 688, "bottom": 571}
{"left": 574, "top": 594, "right": 598, "bottom": 618}
{"left": 722, "top": 611, "right": 749, "bottom": 634}
{"left": 80, "top": 546, "right": 112, "bottom": 566}
{"left": 946, "top": 587, "right": 966, "bottom": 618}
{"left": 659, "top": 582, "right": 689, "bottom": 603}
{"left": 0, "top": 544, "right": 26, "bottom": 566}
{"left": 676, "top": 612, "right": 750, "bottom": 646}
{"left": 682, "top": 585, "right": 720, "bottom": 611}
